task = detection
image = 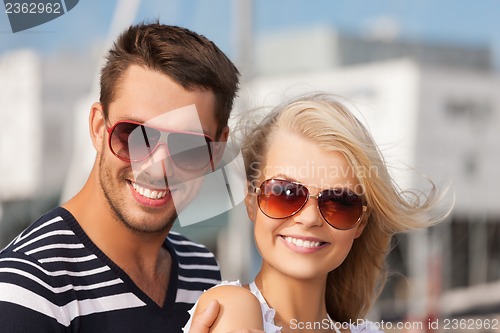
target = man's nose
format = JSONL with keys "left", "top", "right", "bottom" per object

{"left": 132, "top": 144, "right": 174, "bottom": 181}
{"left": 147, "top": 144, "right": 174, "bottom": 178}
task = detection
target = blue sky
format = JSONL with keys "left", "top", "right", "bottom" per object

{"left": 1, "top": 0, "right": 499, "bottom": 67}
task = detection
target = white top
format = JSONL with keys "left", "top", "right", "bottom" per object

{"left": 183, "top": 280, "right": 384, "bottom": 333}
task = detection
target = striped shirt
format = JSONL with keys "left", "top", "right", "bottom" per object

{"left": 0, "top": 207, "right": 221, "bottom": 332}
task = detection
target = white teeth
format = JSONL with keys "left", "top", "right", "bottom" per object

{"left": 131, "top": 182, "right": 167, "bottom": 200}
{"left": 284, "top": 236, "right": 322, "bottom": 248}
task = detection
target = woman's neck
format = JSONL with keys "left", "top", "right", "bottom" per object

{"left": 254, "top": 265, "right": 333, "bottom": 332}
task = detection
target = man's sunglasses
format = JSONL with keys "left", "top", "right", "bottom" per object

{"left": 254, "top": 179, "right": 367, "bottom": 230}
{"left": 106, "top": 120, "right": 215, "bottom": 171}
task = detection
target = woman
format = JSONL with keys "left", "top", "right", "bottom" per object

{"left": 184, "top": 94, "right": 446, "bottom": 333}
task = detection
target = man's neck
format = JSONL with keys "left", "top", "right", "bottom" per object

{"left": 62, "top": 174, "right": 172, "bottom": 306}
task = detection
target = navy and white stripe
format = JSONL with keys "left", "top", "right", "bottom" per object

{"left": 168, "top": 231, "right": 221, "bottom": 304}
{"left": 0, "top": 207, "right": 221, "bottom": 332}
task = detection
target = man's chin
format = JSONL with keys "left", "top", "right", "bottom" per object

{"left": 123, "top": 218, "right": 176, "bottom": 234}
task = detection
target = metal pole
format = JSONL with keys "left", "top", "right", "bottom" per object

{"left": 218, "top": 0, "right": 255, "bottom": 281}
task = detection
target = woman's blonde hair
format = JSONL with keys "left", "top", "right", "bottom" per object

{"left": 239, "top": 93, "right": 446, "bottom": 322}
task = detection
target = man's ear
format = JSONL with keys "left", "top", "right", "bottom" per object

{"left": 218, "top": 125, "right": 229, "bottom": 143}
{"left": 89, "top": 102, "right": 106, "bottom": 153}
{"left": 212, "top": 126, "right": 230, "bottom": 168}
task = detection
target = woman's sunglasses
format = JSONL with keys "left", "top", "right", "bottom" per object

{"left": 254, "top": 179, "right": 367, "bottom": 230}
{"left": 106, "top": 120, "right": 214, "bottom": 171}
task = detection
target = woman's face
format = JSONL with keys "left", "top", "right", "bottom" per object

{"left": 247, "top": 130, "right": 366, "bottom": 281}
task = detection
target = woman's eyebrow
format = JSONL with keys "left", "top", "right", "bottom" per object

{"left": 271, "top": 174, "right": 299, "bottom": 183}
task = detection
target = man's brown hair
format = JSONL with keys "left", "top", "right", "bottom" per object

{"left": 100, "top": 22, "right": 240, "bottom": 137}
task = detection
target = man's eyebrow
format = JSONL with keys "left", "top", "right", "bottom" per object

{"left": 114, "top": 117, "right": 212, "bottom": 136}
{"left": 115, "top": 116, "right": 143, "bottom": 123}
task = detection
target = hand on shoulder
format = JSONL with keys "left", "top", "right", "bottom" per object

{"left": 193, "top": 284, "right": 264, "bottom": 333}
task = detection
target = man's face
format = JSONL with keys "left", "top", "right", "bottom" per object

{"left": 97, "top": 65, "right": 220, "bottom": 234}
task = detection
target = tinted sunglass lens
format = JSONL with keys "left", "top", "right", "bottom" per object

{"left": 111, "top": 123, "right": 161, "bottom": 161}
{"left": 258, "top": 180, "right": 308, "bottom": 218}
{"left": 127, "top": 125, "right": 161, "bottom": 161}
{"left": 168, "top": 133, "right": 212, "bottom": 170}
{"left": 318, "top": 190, "right": 363, "bottom": 229}
{"left": 110, "top": 122, "right": 138, "bottom": 159}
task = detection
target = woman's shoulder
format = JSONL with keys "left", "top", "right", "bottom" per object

{"left": 200, "top": 280, "right": 262, "bottom": 309}
{"left": 190, "top": 280, "right": 264, "bottom": 333}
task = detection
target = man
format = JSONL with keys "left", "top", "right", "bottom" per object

{"left": 0, "top": 22, "right": 240, "bottom": 332}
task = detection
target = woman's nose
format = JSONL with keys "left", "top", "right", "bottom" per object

{"left": 292, "top": 196, "right": 324, "bottom": 228}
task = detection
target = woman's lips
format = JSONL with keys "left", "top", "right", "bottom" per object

{"left": 279, "top": 235, "right": 330, "bottom": 254}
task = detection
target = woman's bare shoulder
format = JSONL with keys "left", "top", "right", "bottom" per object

{"left": 195, "top": 285, "right": 264, "bottom": 333}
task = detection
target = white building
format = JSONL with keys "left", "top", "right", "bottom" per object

{"left": 0, "top": 51, "right": 42, "bottom": 202}
{"left": 0, "top": 50, "right": 96, "bottom": 246}
{"left": 0, "top": 51, "right": 42, "bottom": 245}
